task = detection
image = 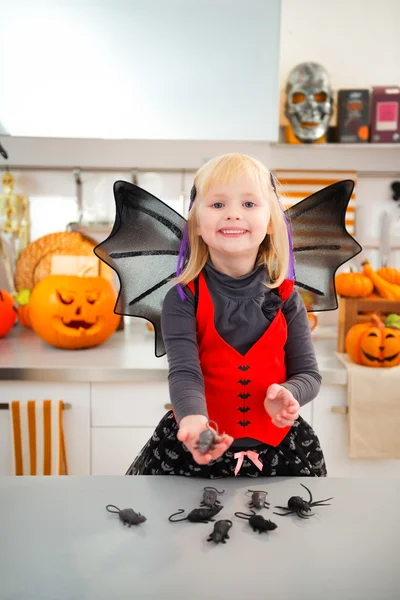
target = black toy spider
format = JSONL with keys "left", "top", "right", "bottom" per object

{"left": 273, "top": 484, "right": 333, "bottom": 519}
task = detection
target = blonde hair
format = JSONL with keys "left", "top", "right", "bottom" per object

{"left": 175, "top": 153, "right": 291, "bottom": 289}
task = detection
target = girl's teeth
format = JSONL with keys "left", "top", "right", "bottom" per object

{"left": 221, "top": 230, "right": 246, "bottom": 234}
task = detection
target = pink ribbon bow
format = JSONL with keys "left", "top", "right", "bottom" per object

{"left": 234, "top": 450, "right": 263, "bottom": 476}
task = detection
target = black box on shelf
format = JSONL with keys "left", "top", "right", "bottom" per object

{"left": 337, "top": 89, "right": 370, "bottom": 143}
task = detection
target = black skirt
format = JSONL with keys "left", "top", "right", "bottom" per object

{"left": 126, "top": 411, "right": 327, "bottom": 478}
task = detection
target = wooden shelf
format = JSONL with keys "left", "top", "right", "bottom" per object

{"left": 1, "top": 135, "right": 400, "bottom": 174}
{"left": 272, "top": 143, "right": 400, "bottom": 150}
{"left": 270, "top": 142, "right": 400, "bottom": 174}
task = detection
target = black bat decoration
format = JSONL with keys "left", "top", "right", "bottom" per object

{"left": 93, "top": 179, "right": 362, "bottom": 358}
{"left": 286, "top": 179, "right": 361, "bottom": 307}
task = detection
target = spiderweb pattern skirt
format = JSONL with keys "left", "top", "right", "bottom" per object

{"left": 126, "top": 411, "right": 327, "bottom": 478}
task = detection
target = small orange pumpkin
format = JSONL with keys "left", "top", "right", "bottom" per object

{"left": 29, "top": 275, "right": 121, "bottom": 349}
{"left": 0, "top": 289, "right": 17, "bottom": 337}
{"left": 15, "top": 289, "right": 32, "bottom": 329}
{"left": 335, "top": 272, "right": 373, "bottom": 297}
{"left": 298, "top": 289, "right": 318, "bottom": 331}
{"left": 345, "top": 314, "right": 400, "bottom": 368}
{"left": 17, "top": 305, "right": 32, "bottom": 328}
{"left": 377, "top": 266, "right": 400, "bottom": 286}
{"left": 308, "top": 313, "right": 318, "bottom": 331}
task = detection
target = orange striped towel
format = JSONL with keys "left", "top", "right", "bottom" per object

{"left": 10, "top": 400, "right": 68, "bottom": 476}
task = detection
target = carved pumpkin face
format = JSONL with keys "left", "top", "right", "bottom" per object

{"left": 29, "top": 275, "right": 120, "bottom": 349}
{"left": 345, "top": 314, "right": 400, "bottom": 368}
{"left": 0, "top": 290, "right": 17, "bottom": 337}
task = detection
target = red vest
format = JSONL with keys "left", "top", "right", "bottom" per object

{"left": 187, "top": 273, "right": 294, "bottom": 447}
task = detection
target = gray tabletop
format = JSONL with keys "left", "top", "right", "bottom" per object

{"left": 1, "top": 476, "right": 399, "bottom": 600}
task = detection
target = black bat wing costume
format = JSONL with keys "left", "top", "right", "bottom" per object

{"left": 93, "top": 179, "right": 361, "bottom": 357}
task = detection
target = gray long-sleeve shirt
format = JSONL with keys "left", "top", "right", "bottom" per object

{"left": 161, "top": 261, "right": 321, "bottom": 446}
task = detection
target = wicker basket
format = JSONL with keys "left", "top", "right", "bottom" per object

{"left": 14, "top": 231, "right": 113, "bottom": 291}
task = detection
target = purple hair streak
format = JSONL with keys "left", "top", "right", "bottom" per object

{"left": 175, "top": 185, "right": 196, "bottom": 300}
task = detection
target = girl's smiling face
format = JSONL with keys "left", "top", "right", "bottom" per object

{"left": 195, "top": 175, "right": 272, "bottom": 262}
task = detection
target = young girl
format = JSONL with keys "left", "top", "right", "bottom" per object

{"left": 127, "top": 153, "right": 326, "bottom": 478}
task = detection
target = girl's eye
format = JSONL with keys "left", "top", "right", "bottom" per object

{"left": 244, "top": 201, "right": 255, "bottom": 208}
{"left": 212, "top": 202, "right": 224, "bottom": 209}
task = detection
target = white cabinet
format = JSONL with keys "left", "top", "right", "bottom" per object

{"left": 90, "top": 382, "right": 170, "bottom": 475}
{"left": 0, "top": 404, "right": 13, "bottom": 477}
{"left": 299, "top": 401, "right": 312, "bottom": 427}
{"left": 313, "top": 384, "right": 400, "bottom": 477}
{"left": 91, "top": 382, "right": 170, "bottom": 427}
{"left": 0, "top": 382, "right": 90, "bottom": 475}
{"left": 91, "top": 427, "right": 155, "bottom": 475}
{"left": 89, "top": 383, "right": 315, "bottom": 476}
{"left": 2, "top": 378, "right": 399, "bottom": 478}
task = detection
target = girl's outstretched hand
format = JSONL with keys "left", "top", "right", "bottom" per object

{"left": 177, "top": 415, "right": 234, "bottom": 465}
{"left": 264, "top": 384, "right": 300, "bottom": 428}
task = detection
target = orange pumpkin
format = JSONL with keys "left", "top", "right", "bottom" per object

{"left": 0, "top": 290, "right": 17, "bottom": 337}
{"left": 308, "top": 313, "right": 318, "bottom": 331}
{"left": 15, "top": 289, "right": 32, "bottom": 329}
{"left": 345, "top": 314, "right": 400, "bottom": 368}
{"left": 298, "top": 289, "right": 318, "bottom": 331}
{"left": 29, "top": 275, "right": 121, "bottom": 349}
{"left": 335, "top": 272, "right": 373, "bottom": 297}
{"left": 377, "top": 266, "right": 400, "bottom": 286}
{"left": 17, "top": 305, "right": 32, "bottom": 328}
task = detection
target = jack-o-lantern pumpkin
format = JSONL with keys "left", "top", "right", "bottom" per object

{"left": 29, "top": 275, "right": 121, "bottom": 349}
{"left": 0, "top": 289, "right": 17, "bottom": 337}
{"left": 345, "top": 314, "right": 400, "bottom": 368}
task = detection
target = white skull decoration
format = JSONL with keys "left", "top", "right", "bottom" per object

{"left": 285, "top": 62, "right": 333, "bottom": 143}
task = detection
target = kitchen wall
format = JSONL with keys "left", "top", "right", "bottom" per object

{"left": 1, "top": 0, "right": 281, "bottom": 141}
{"left": 1, "top": 0, "right": 400, "bottom": 316}
{"left": 279, "top": 0, "right": 399, "bottom": 97}
{"left": 279, "top": 0, "right": 400, "bottom": 275}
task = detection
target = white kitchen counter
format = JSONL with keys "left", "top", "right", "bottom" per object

{"left": 0, "top": 322, "right": 346, "bottom": 384}
{"left": 0, "top": 321, "right": 168, "bottom": 382}
{"left": 2, "top": 476, "right": 400, "bottom": 600}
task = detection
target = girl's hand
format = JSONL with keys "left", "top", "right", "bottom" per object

{"left": 177, "top": 415, "right": 234, "bottom": 465}
{"left": 264, "top": 384, "right": 300, "bottom": 428}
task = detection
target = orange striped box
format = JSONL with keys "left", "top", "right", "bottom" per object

{"left": 274, "top": 170, "right": 356, "bottom": 236}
